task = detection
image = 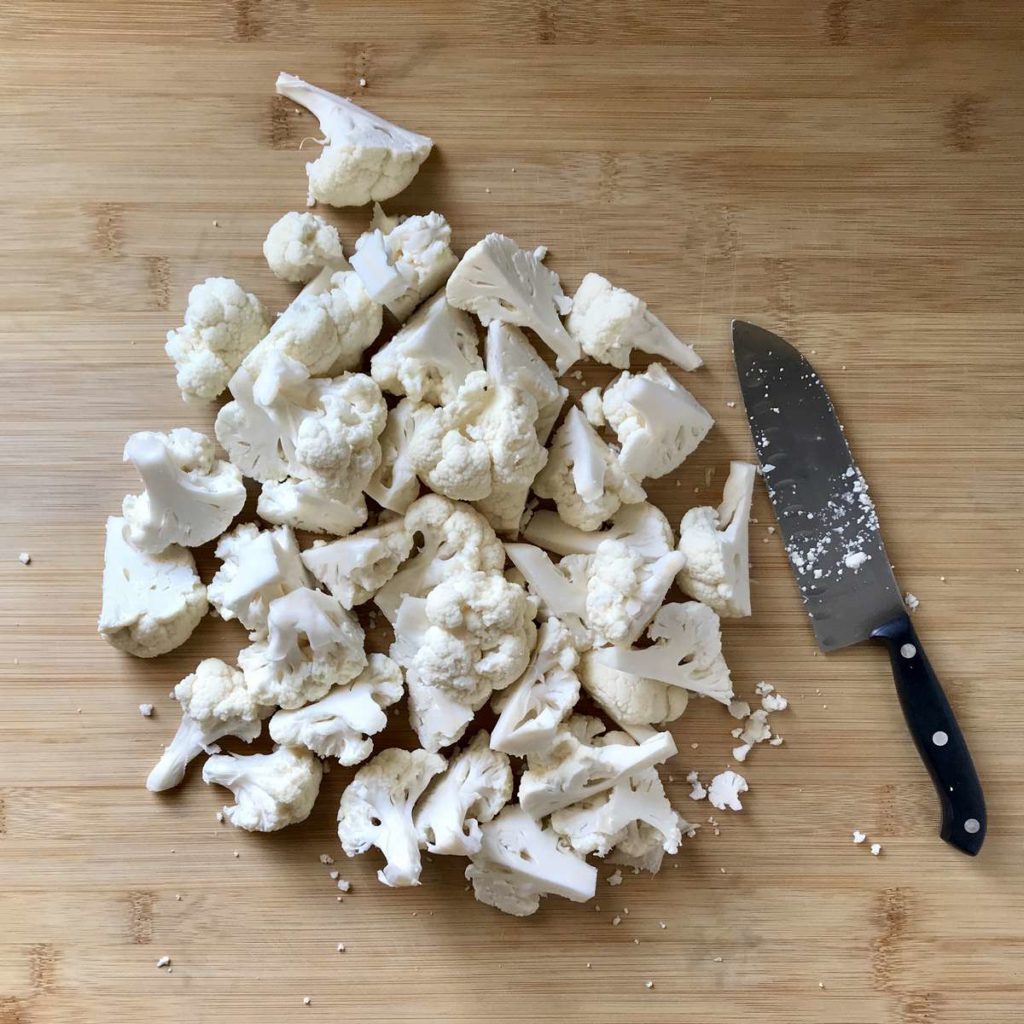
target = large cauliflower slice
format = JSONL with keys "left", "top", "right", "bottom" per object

{"left": 263, "top": 211, "right": 346, "bottom": 283}
{"left": 578, "top": 651, "right": 688, "bottom": 729}
{"left": 276, "top": 72, "right": 432, "bottom": 208}
{"left": 364, "top": 398, "right": 432, "bottom": 514}
{"left": 257, "top": 476, "right": 369, "bottom": 537}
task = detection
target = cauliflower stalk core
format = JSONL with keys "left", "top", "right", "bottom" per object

{"left": 263, "top": 211, "right": 346, "bottom": 283}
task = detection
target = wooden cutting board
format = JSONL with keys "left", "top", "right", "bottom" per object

{"left": 2, "top": 2, "right": 1022, "bottom": 1022}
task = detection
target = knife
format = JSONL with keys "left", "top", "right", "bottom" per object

{"left": 732, "top": 320, "right": 986, "bottom": 855}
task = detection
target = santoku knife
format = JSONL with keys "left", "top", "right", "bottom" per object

{"left": 732, "top": 320, "right": 986, "bottom": 855}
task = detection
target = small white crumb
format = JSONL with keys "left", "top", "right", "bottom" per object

{"left": 659, "top": 921, "right": 667, "bottom": 929}
{"left": 645, "top": 980, "right": 654, "bottom": 990}
{"left": 690, "top": 742, "right": 699, "bottom": 750}
{"left": 329, "top": 870, "right": 339, "bottom": 880}
{"left": 762, "top": 463, "right": 776, "bottom": 473}
{"left": 485, "top": 187, "right": 491, "bottom": 194}
{"left": 306, "top": 190, "right": 316, "bottom": 208}
{"left": 728, "top": 700, "right": 751, "bottom": 720}
{"left": 155, "top": 956, "right": 171, "bottom": 968}
{"left": 686, "top": 770, "right": 707, "bottom": 801}
{"left": 611, "top": 915, "right": 622, "bottom": 926}
{"left": 726, "top": 400, "right": 736, "bottom": 408}
{"left": 607, "top": 869, "right": 623, "bottom": 886}
{"left": 871, "top": 843, "right": 883, "bottom": 856}
{"left": 336, "top": 896, "right": 342, "bottom": 901}
{"left": 713, "top": 956, "right": 723, "bottom": 963}
{"left": 215, "top": 811, "right": 224, "bottom": 823}
{"left": 212, "top": 219, "right": 219, "bottom": 227}
{"left": 818, "top": 981, "right": 826, "bottom": 990}
{"left": 762, "top": 692, "right": 789, "bottom": 712}
{"left": 358, "top": 77, "right": 367, "bottom": 87}
{"left": 233, "top": 851, "right": 239, "bottom": 858}
{"left": 940, "top": 575, "right": 946, "bottom": 582}
{"left": 337, "top": 943, "right": 346, "bottom": 953}
{"left": 18, "top": 552, "right": 31, "bottom": 565}
{"left": 755, "top": 681, "right": 774, "bottom": 696}
{"left": 623, "top": 907, "right": 629, "bottom": 915}
{"left": 769, "top": 735, "right": 784, "bottom": 746}
{"left": 633, "top": 938, "right": 640, "bottom": 945}
{"left": 139, "top": 703, "right": 154, "bottom": 717}
{"left": 732, "top": 743, "right": 752, "bottom": 762}
{"left": 852, "top": 830, "right": 867, "bottom": 844}
{"left": 175, "top": 894, "right": 181, "bottom": 901}
{"left": 905, "top": 592, "right": 920, "bottom": 612}
{"left": 845, "top": 551, "right": 869, "bottom": 570}
{"left": 319, "top": 853, "right": 334, "bottom": 865}
{"left": 336, "top": 879, "right": 351, "bottom": 892}
{"left": 303, "top": 996, "right": 312, "bottom": 1006}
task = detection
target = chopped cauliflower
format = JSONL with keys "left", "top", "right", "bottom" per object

{"left": 707, "top": 770, "right": 748, "bottom": 812}
{"left": 276, "top": 73, "right": 432, "bottom": 208}
{"left": 566, "top": 271, "right": 701, "bottom": 371}
{"left": 263, "top": 211, "right": 346, "bottom": 282}
{"left": 164, "top": 277, "right": 268, "bottom": 402}
{"left": 257, "top": 476, "right": 369, "bottom": 536}
{"left": 503, "top": 543, "right": 590, "bottom": 647}
{"left": 98, "top": 516, "right": 208, "bottom": 658}
{"left": 365, "top": 399, "right": 432, "bottom": 514}
{"left": 122, "top": 429, "right": 246, "bottom": 554}
{"left": 578, "top": 651, "right": 688, "bottom": 729}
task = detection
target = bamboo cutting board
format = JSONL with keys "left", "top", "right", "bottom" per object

{"left": 1, "top": 2, "right": 1022, "bottom": 1022}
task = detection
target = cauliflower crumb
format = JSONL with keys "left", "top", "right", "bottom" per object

{"left": 156, "top": 956, "right": 171, "bottom": 968}
{"left": 303, "top": 996, "right": 312, "bottom": 1006}
{"left": 359, "top": 77, "right": 367, "bottom": 87}
{"left": 18, "top": 552, "right": 31, "bottom": 565}
{"left": 905, "top": 592, "right": 920, "bottom": 612}
{"left": 844, "top": 551, "right": 869, "bottom": 570}
{"left": 139, "top": 703, "right": 154, "bottom": 717}
{"left": 607, "top": 870, "right": 623, "bottom": 887}
{"left": 762, "top": 692, "right": 789, "bottom": 712}
{"left": 871, "top": 843, "right": 883, "bottom": 856}
{"left": 645, "top": 980, "right": 654, "bottom": 990}
{"left": 329, "top": 870, "right": 339, "bottom": 880}
{"left": 337, "top": 879, "right": 351, "bottom": 892}
{"left": 319, "top": 853, "right": 335, "bottom": 865}
{"left": 686, "top": 770, "right": 707, "bottom": 801}
{"left": 216, "top": 811, "right": 224, "bottom": 823}
{"left": 612, "top": 915, "right": 622, "bottom": 926}
{"left": 852, "top": 830, "right": 867, "bottom": 844}
{"left": 337, "top": 943, "right": 346, "bottom": 953}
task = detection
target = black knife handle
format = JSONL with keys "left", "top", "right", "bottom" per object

{"left": 871, "top": 613, "right": 986, "bottom": 855}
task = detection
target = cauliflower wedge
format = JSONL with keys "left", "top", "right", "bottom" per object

{"left": 364, "top": 398, "right": 432, "bottom": 514}
{"left": 203, "top": 745, "right": 323, "bottom": 832}
{"left": 276, "top": 72, "right": 432, "bottom": 208}
{"left": 164, "top": 277, "right": 268, "bottom": 402}
{"left": 263, "top": 211, "right": 346, "bottom": 283}
{"left": 258, "top": 476, "right": 369, "bottom": 537}
{"left": 269, "top": 653, "right": 403, "bottom": 765}
{"left": 147, "top": 659, "right": 271, "bottom": 793}
{"left": 503, "top": 544, "right": 590, "bottom": 647}
{"left": 578, "top": 651, "right": 688, "bottom": 729}
{"left": 98, "top": 516, "right": 207, "bottom": 658}
{"left": 337, "top": 747, "right": 447, "bottom": 887}
{"left": 122, "top": 429, "right": 246, "bottom": 554}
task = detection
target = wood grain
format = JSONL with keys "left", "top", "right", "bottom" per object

{"left": 1, "top": 2, "right": 1022, "bottom": 1022}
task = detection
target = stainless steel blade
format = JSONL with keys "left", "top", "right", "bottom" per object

{"left": 732, "top": 321, "right": 905, "bottom": 651}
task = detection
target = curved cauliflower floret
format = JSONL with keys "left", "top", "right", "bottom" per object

{"left": 370, "top": 291, "right": 482, "bottom": 406}
{"left": 578, "top": 651, "right": 688, "bottom": 728}
{"left": 600, "top": 363, "right": 714, "bottom": 481}
{"left": 532, "top": 408, "right": 645, "bottom": 532}
{"left": 301, "top": 519, "right": 413, "bottom": 609}
{"left": 373, "top": 494, "right": 505, "bottom": 622}
{"left": 203, "top": 745, "right": 323, "bottom": 832}
{"left": 238, "top": 587, "right": 367, "bottom": 709}
{"left": 269, "top": 653, "right": 403, "bottom": 765}
{"left": 503, "top": 544, "right": 591, "bottom": 650}
{"left": 592, "top": 602, "right": 733, "bottom": 704}
{"left": 208, "top": 523, "right": 310, "bottom": 637}
{"left": 276, "top": 73, "right": 432, "bottom": 208}
{"left": 337, "top": 747, "right": 446, "bottom": 887}
{"left": 146, "top": 659, "right": 271, "bottom": 792}
{"left": 164, "top": 277, "right": 268, "bottom": 402}
{"left": 566, "top": 271, "right": 702, "bottom": 371}
{"left": 465, "top": 805, "right": 597, "bottom": 917}
{"left": 258, "top": 477, "right": 368, "bottom": 537}
{"left": 518, "top": 715, "right": 677, "bottom": 818}
{"left": 263, "top": 211, "right": 346, "bottom": 282}
{"left": 351, "top": 207, "right": 458, "bottom": 321}
{"left": 364, "top": 399, "right": 432, "bottom": 514}
{"left": 121, "top": 429, "right": 246, "bottom": 554}
{"left": 446, "top": 234, "right": 578, "bottom": 373}
{"left": 414, "top": 731, "right": 512, "bottom": 856}
{"left": 676, "top": 461, "right": 757, "bottom": 617}
{"left": 98, "top": 516, "right": 208, "bottom": 658}
{"left": 491, "top": 619, "right": 581, "bottom": 756}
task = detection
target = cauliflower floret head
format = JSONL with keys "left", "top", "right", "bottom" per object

{"left": 578, "top": 651, "right": 688, "bottom": 728}
{"left": 263, "top": 211, "right": 345, "bottom": 282}
{"left": 364, "top": 398, "right": 432, "bottom": 514}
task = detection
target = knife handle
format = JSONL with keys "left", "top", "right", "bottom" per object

{"left": 871, "top": 613, "right": 986, "bottom": 855}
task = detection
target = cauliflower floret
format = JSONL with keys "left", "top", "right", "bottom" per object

{"left": 503, "top": 543, "right": 590, "bottom": 647}
{"left": 263, "top": 211, "right": 346, "bottom": 282}
{"left": 446, "top": 234, "right": 578, "bottom": 373}
{"left": 164, "top": 277, "right": 268, "bottom": 402}
{"left": 676, "top": 461, "right": 757, "bottom": 617}
{"left": 370, "top": 291, "right": 482, "bottom": 406}
{"left": 276, "top": 73, "right": 432, "bottom": 208}
{"left": 351, "top": 206, "right": 458, "bottom": 320}
{"left": 600, "top": 363, "right": 714, "bottom": 481}
{"left": 121, "top": 429, "right": 246, "bottom": 554}
{"left": 566, "top": 271, "right": 701, "bottom": 371}
{"left": 203, "top": 745, "right": 323, "bottom": 832}
{"left": 337, "top": 747, "right": 446, "bottom": 886}
{"left": 257, "top": 477, "right": 369, "bottom": 537}
{"left": 208, "top": 523, "right": 310, "bottom": 638}
{"left": 465, "top": 805, "right": 597, "bottom": 917}
{"left": 98, "top": 516, "right": 208, "bottom": 658}
{"left": 532, "top": 408, "right": 645, "bottom": 532}
{"left": 301, "top": 519, "right": 414, "bottom": 609}
{"left": 269, "top": 653, "right": 403, "bottom": 765}
{"left": 708, "top": 769, "right": 748, "bottom": 812}
{"left": 364, "top": 399, "right": 432, "bottom": 514}
{"left": 146, "top": 659, "right": 271, "bottom": 792}
{"left": 414, "top": 731, "right": 513, "bottom": 856}
{"left": 238, "top": 587, "right": 367, "bottom": 709}
{"left": 592, "top": 602, "right": 733, "bottom": 704}
{"left": 578, "top": 651, "right": 688, "bottom": 728}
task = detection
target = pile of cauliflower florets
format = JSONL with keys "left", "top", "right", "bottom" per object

{"left": 98, "top": 73, "right": 774, "bottom": 918}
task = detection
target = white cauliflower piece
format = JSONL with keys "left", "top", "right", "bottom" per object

{"left": 301, "top": 519, "right": 413, "bottom": 609}
{"left": 578, "top": 651, "right": 688, "bottom": 729}
{"left": 238, "top": 587, "right": 366, "bottom": 709}
{"left": 523, "top": 501, "right": 676, "bottom": 559}
{"left": 502, "top": 544, "right": 591, "bottom": 648}
{"left": 676, "top": 461, "right": 757, "bottom": 617}
{"left": 592, "top": 602, "right": 733, "bottom": 704}
{"left": 203, "top": 745, "right": 323, "bottom": 832}
{"left": 276, "top": 72, "right": 432, "bottom": 208}
{"left": 146, "top": 659, "right": 271, "bottom": 792}
{"left": 268, "top": 653, "right": 403, "bottom": 765}
{"left": 164, "top": 277, "right": 268, "bottom": 402}
{"left": 446, "top": 234, "right": 578, "bottom": 373}
{"left": 263, "top": 211, "right": 346, "bottom": 283}
{"left": 601, "top": 363, "right": 714, "bottom": 481}
{"left": 121, "top": 429, "right": 245, "bottom": 554}
{"left": 351, "top": 206, "right": 458, "bottom": 320}
{"left": 532, "top": 408, "right": 644, "bottom": 531}
{"left": 364, "top": 398, "right": 432, "bottom": 514}
{"left": 370, "top": 290, "right": 482, "bottom": 406}
{"left": 580, "top": 386, "right": 605, "bottom": 427}
{"left": 257, "top": 476, "right": 369, "bottom": 536}
{"left": 566, "top": 271, "right": 702, "bottom": 371}
{"left": 337, "top": 747, "right": 446, "bottom": 886}
{"left": 708, "top": 770, "right": 748, "bottom": 812}
{"left": 414, "top": 731, "right": 512, "bottom": 856}
{"left": 518, "top": 715, "right": 677, "bottom": 818}
{"left": 465, "top": 805, "right": 597, "bottom": 917}
{"left": 98, "top": 516, "right": 207, "bottom": 658}
{"left": 484, "top": 321, "right": 567, "bottom": 443}
{"left": 208, "top": 523, "right": 310, "bottom": 637}
{"left": 491, "top": 619, "right": 581, "bottom": 756}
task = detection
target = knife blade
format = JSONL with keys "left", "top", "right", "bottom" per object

{"left": 733, "top": 320, "right": 986, "bottom": 855}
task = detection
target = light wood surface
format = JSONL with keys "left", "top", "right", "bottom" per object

{"left": 2, "top": 2, "right": 1022, "bottom": 1022}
